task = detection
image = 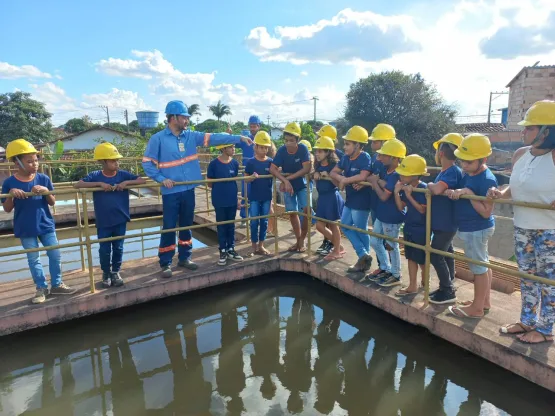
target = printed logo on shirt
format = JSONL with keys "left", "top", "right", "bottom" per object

{"left": 264, "top": 168, "right": 270, "bottom": 172}
{"left": 295, "top": 158, "right": 300, "bottom": 162}
{"left": 351, "top": 168, "right": 360, "bottom": 172}
{"left": 230, "top": 170, "right": 236, "bottom": 174}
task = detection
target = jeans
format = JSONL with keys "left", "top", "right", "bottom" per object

{"left": 284, "top": 188, "right": 310, "bottom": 212}
{"left": 239, "top": 180, "right": 251, "bottom": 219}
{"left": 215, "top": 206, "right": 237, "bottom": 250}
{"left": 341, "top": 207, "right": 370, "bottom": 259}
{"left": 430, "top": 230, "right": 456, "bottom": 291}
{"left": 159, "top": 190, "right": 195, "bottom": 267}
{"left": 20, "top": 232, "right": 62, "bottom": 290}
{"left": 98, "top": 223, "right": 127, "bottom": 273}
{"left": 370, "top": 219, "right": 401, "bottom": 277}
{"left": 514, "top": 227, "right": 555, "bottom": 335}
{"left": 249, "top": 200, "right": 271, "bottom": 243}
{"left": 458, "top": 227, "right": 495, "bottom": 275}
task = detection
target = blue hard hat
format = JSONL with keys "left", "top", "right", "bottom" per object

{"left": 165, "top": 100, "right": 190, "bottom": 117}
{"left": 248, "top": 115, "right": 261, "bottom": 125}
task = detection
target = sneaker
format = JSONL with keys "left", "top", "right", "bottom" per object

{"left": 429, "top": 289, "right": 457, "bottom": 305}
{"left": 227, "top": 249, "right": 243, "bottom": 261}
{"left": 32, "top": 288, "right": 48, "bottom": 304}
{"left": 50, "top": 283, "right": 77, "bottom": 295}
{"left": 218, "top": 250, "right": 228, "bottom": 266}
{"left": 316, "top": 240, "right": 329, "bottom": 254}
{"left": 102, "top": 272, "right": 112, "bottom": 288}
{"left": 111, "top": 272, "right": 124, "bottom": 287}
{"left": 361, "top": 254, "right": 373, "bottom": 272}
{"left": 178, "top": 259, "right": 198, "bottom": 271}
{"left": 161, "top": 265, "right": 173, "bottom": 278}
{"left": 320, "top": 241, "right": 333, "bottom": 256}
{"left": 365, "top": 270, "right": 387, "bottom": 282}
{"left": 378, "top": 275, "right": 402, "bottom": 287}
{"left": 347, "top": 256, "right": 365, "bottom": 272}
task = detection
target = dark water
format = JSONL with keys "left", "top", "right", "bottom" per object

{"left": 0, "top": 274, "right": 553, "bottom": 416}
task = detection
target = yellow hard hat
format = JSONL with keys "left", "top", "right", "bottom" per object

{"left": 395, "top": 154, "right": 430, "bottom": 177}
{"left": 518, "top": 100, "right": 555, "bottom": 126}
{"left": 254, "top": 131, "right": 271, "bottom": 146}
{"left": 376, "top": 138, "right": 406, "bottom": 159}
{"left": 215, "top": 143, "right": 234, "bottom": 150}
{"left": 433, "top": 132, "right": 464, "bottom": 150}
{"left": 283, "top": 122, "right": 301, "bottom": 137}
{"left": 94, "top": 142, "right": 123, "bottom": 160}
{"left": 6, "top": 139, "right": 38, "bottom": 160}
{"left": 342, "top": 125, "right": 369, "bottom": 144}
{"left": 369, "top": 124, "right": 396, "bottom": 141}
{"left": 299, "top": 139, "right": 312, "bottom": 151}
{"left": 313, "top": 136, "right": 335, "bottom": 151}
{"left": 316, "top": 124, "right": 337, "bottom": 141}
{"left": 454, "top": 133, "right": 492, "bottom": 161}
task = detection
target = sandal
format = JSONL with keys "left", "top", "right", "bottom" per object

{"left": 448, "top": 306, "right": 483, "bottom": 319}
{"left": 500, "top": 322, "right": 532, "bottom": 335}
{"left": 517, "top": 330, "right": 554, "bottom": 344}
{"left": 256, "top": 248, "right": 273, "bottom": 256}
{"left": 324, "top": 252, "right": 344, "bottom": 261}
{"left": 457, "top": 300, "right": 490, "bottom": 312}
{"left": 394, "top": 287, "right": 418, "bottom": 297}
{"left": 288, "top": 244, "right": 300, "bottom": 252}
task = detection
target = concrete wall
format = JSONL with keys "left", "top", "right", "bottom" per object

{"left": 51, "top": 130, "right": 138, "bottom": 151}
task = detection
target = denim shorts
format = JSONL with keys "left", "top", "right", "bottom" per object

{"left": 284, "top": 187, "right": 310, "bottom": 213}
{"left": 457, "top": 227, "right": 495, "bottom": 275}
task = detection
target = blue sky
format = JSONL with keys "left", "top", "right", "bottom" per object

{"left": 2, "top": 0, "right": 554, "bottom": 127}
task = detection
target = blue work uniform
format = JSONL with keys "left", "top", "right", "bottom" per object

{"left": 142, "top": 127, "right": 242, "bottom": 267}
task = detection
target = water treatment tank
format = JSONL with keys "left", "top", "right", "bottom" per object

{"left": 135, "top": 111, "right": 159, "bottom": 129}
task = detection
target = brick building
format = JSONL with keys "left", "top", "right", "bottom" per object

{"left": 506, "top": 65, "right": 555, "bottom": 129}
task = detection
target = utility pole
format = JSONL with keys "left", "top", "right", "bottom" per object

{"left": 487, "top": 91, "right": 509, "bottom": 123}
{"left": 100, "top": 106, "right": 110, "bottom": 127}
{"left": 312, "top": 96, "right": 319, "bottom": 122}
{"left": 123, "top": 109, "right": 129, "bottom": 132}
{"left": 267, "top": 115, "right": 271, "bottom": 127}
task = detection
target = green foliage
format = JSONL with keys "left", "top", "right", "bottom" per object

{"left": 64, "top": 117, "right": 91, "bottom": 133}
{"left": 186, "top": 103, "right": 201, "bottom": 117}
{"left": 344, "top": 71, "right": 457, "bottom": 161}
{"left": 128, "top": 120, "right": 140, "bottom": 131}
{"left": 305, "top": 120, "right": 324, "bottom": 132}
{"left": 147, "top": 123, "right": 166, "bottom": 136}
{"left": 208, "top": 100, "right": 232, "bottom": 125}
{"left": 195, "top": 119, "right": 223, "bottom": 133}
{"left": 103, "top": 122, "right": 128, "bottom": 132}
{"left": 0, "top": 91, "right": 53, "bottom": 147}
{"left": 300, "top": 122, "right": 316, "bottom": 146}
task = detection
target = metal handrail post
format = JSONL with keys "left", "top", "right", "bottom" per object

{"left": 81, "top": 191, "right": 95, "bottom": 293}
{"left": 75, "top": 192, "right": 86, "bottom": 271}
{"left": 306, "top": 174, "right": 312, "bottom": 254}
{"left": 273, "top": 177, "right": 279, "bottom": 255}
{"left": 135, "top": 160, "right": 141, "bottom": 199}
{"left": 423, "top": 190, "right": 432, "bottom": 306}
{"left": 245, "top": 175, "right": 250, "bottom": 242}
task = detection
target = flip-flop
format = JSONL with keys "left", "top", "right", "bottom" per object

{"left": 516, "top": 330, "right": 554, "bottom": 344}
{"left": 457, "top": 300, "right": 490, "bottom": 312}
{"left": 288, "top": 244, "right": 299, "bottom": 252}
{"left": 256, "top": 249, "right": 273, "bottom": 257}
{"left": 297, "top": 246, "right": 307, "bottom": 253}
{"left": 500, "top": 322, "right": 532, "bottom": 335}
{"left": 448, "top": 306, "right": 483, "bottom": 319}
{"left": 324, "top": 252, "right": 344, "bottom": 261}
{"left": 394, "top": 288, "right": 418, "bottom": 297}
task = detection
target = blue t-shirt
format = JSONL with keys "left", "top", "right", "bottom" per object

{"left": 456, "top": 168, "right": 498, "bottom": 232}
{"left": 272, "top": 144, "right": 310, "bottom": 192}
{"left": 370, "top": 154, "right": 384, "bottom": 212}
{"left": 207, "top": 158, "right": 240, "bottom": 208}
{"left": 431, "top": 165, "right": 462, "bottom": 232}
{"left": 337, "top": 152, "right": 372, "bottom": 210}
{"left": 376, "top": 169, "right": 406, "bottom": 224}
{"left": 1, "top": 173, "right": 55, "bottom": 238}
{"left": 82, "top": 170, "right": 139, "bottom": 229}
{"left": 245, "top": 157, "right": 273, "bottom": 202}
{"left": 236, "top": 132, "right": 255, "bottom": 165}
{"left": 335, "top": 149, "right": 345, "bottom": 160}
{"left": 315, "top": 162, "right": 338, "bottom": 195}
{"left": 400, "top": 182, "right": 427, "bottom": 232}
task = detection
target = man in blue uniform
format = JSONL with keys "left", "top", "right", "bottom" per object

{"left": 142, "top": 100, "right": 252, "bottom": 278}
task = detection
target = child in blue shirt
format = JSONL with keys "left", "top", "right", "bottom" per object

{"left": 270, "top": 122, "right": 311, "bottom": 253}
{"left": 330, "top": 126, "right": 373, "bottom": 273}
{"left": 208, "top": 143, "right": 243, "bottom": 266}
{"left": 393, "top": 155, "right": 429, "bottom": 295}
{"left": 368, "top": 124, "right": 396, "bottom": 224}
{"left": 1, "top": 139, "right": 76, "bottom": 304}
{"left": 367, "top": 139, "right": 407, "bottom": 286}
{"left": 446, "top": 134, "right": 497, "bottom": 319}
{"left": 244, "top": 131, "right": 273, "bottom": 256}
{"left": 313, "top": 136, "right": 345, "bottom": 260}
{"left": 75, "top": 143, "right": 145, "bottom": 287}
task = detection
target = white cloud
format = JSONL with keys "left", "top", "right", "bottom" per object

{"left": 300, "top": 71, "right": 308, "bottom": 76}
{"left": 29, "top": 82, "right": 76, "bottom": 112}
{"left": 0, "top": 62, "right": 52, "bottom": 79}
{"left": 81, "top": 88, "right": 149, "bottom": 111}
{"left": 245, "top": 8, "right": 420, "bottom": 64}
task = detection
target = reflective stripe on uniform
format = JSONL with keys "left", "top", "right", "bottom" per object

{"left": 158, "top": 154, "right": 199, "bottom": 169}
{"left": 203, "top": 133, "right": 211, "bottom": 147}
{"left": 142, "top": 156, "right": 159, "bottom": 166}
{"left": 159, "top": 245, "right": 176, "bottom": 253}
{"left": 178, "top": 239, "right": 192, "bottom": 246}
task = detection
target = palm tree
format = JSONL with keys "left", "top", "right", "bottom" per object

{"left": 208, "top": 100, "right": 232, "bottom": 127}
{"left": 186, "top": 104, "right": 201, "bottom": 117}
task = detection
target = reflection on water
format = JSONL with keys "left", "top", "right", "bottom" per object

{"left": 0, "top": 274, "right": 553, "bottom": 415}
{"left": 0, "top": 227, "right": 210, "bottom": 283}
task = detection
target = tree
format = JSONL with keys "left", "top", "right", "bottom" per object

{"left": 0, "top": 91, "right": 53, "bottom": 147}
{"left": 344, "top": 71, "right": 457, "bottom": 161}
{"left": 103, "top": 122, "right": 128, "bottom": 132}
{"left": 300, "top": 122, "right": 316, "bottom": 147}
{"left": 64, "top": 117, "right": 91, "bottom": 133}
{"left": 195, "top": 119, "right": 223, "bottom": 133}
{"left": 128, "top": 120, "right": 140, "bottom": 132}
{"left": 305, "top": 120, "right": 324, "bottom": 132}
{"left": 186, "top": 104, "right": 201, "bottom": 117}
{"left": 208, "top": 100, "right": 232, "bottom": 126}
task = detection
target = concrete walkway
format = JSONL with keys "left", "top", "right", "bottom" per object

{"left": 0, "top": 196, "right": 554, "bottom": 394}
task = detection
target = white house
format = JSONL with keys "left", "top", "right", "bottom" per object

{"left": 49, "top": 127, "right": 140, "bottom": 152}
{"left": 270, "top": 128, "right": 283, "bottom": 141}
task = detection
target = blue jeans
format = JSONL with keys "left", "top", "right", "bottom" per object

{"left": 215, "top": 206, "right": 236, "bottom": 250}
{"left": 284, "top": 188, "right": 310, "bottom": 212}
{"left": 458, "top": 227, "right": 495, "bottom": 275}
{"left": 240, "top": 180, "right": 251, "bottom": 219}
{"left": 159, "top": 190, "right": 195, "bottom": 267}
{"left": 371, "top": 219, "right": 402, "bottom": 277}
{"left": 341, "top": 207, "right": 370, "bottom": 259}
{"left": 249, "top": 200, "right": 271, "bottom": 243}
{"left": 20, "top": 232, "right": 62, "bottom": 290}
{"left": 97, "top": 223, "right": 127, "bottom": 273}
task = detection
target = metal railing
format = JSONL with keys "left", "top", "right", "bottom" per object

{"left": 1, "top": 170, "right": 554, "bottom": 306}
